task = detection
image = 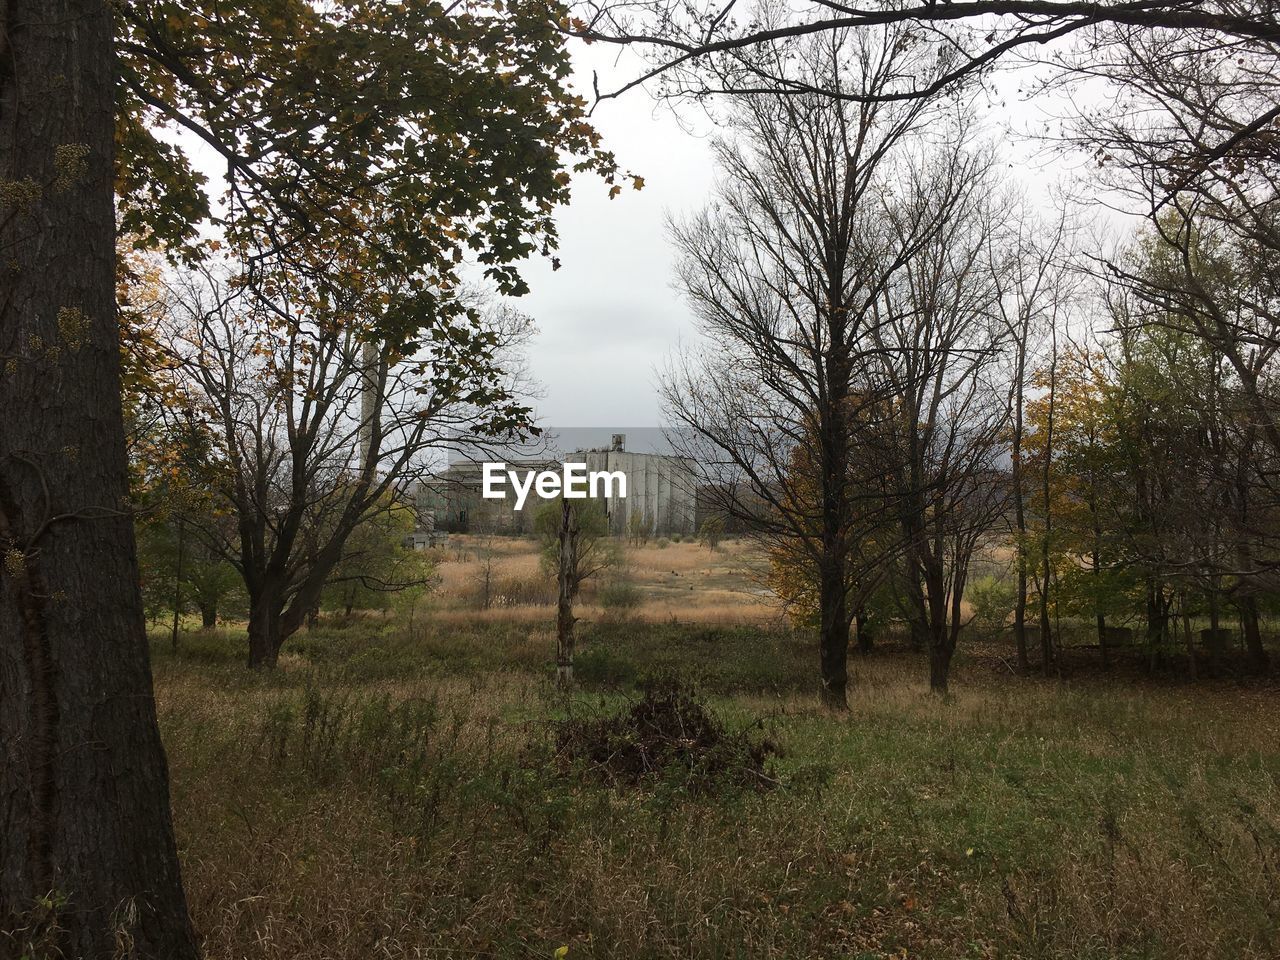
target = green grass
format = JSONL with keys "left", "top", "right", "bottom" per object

{"left": 153, "top": 617, "right": 1280, "bottom": 959}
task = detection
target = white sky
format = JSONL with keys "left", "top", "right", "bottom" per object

{"left": 513, "top": 42, "right": 1120, "bottom": 428}
{"left": 166, "top": 33, "right": 1126, "bottom": 430}
{"left": 513, "top": 47, "right": 718, "bottom": 428}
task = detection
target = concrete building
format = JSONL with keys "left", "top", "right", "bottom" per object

{"left": 415, "top": 433, "right": 697, "bottom": 537}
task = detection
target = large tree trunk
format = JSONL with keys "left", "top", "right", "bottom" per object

{"left": 200, "top": 601, "right": 218, "bottom": 630}
{"left": 247, "top": 586, "right": 285, "bottom": 670}
{"left": 0, "top": 2, "right": 198, "bottom": 955}
{"left": 928, "top": 638, "right": 955, "bottom": 695}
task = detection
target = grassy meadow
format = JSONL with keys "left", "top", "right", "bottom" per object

{"left": 153, "top": 537, "right": 1280, "bottom": 960}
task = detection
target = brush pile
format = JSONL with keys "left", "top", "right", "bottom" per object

{"left": 553, "top": 677, "right": 777, "bottom": 794}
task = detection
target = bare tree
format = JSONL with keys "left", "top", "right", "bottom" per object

{"left": 991, "top": 208, "right": 1072, "bottom": 671}
{"left": 867, "top": 145, "right": 1017, "bottom": 693}
{"left": 159, "top": 264, "right": 533, "bottom": 668}
{"left": 660, "top": 29, "right": 987, "bottom": 707}
{"left": 575, "top": 0, "right": 1280, "bottom": 168}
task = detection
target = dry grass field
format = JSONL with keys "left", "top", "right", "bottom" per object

{"left": 432, "top": 534, "right": 783, "bottom": 625}
{"left": 136, "top": 534, "right": 1280, "bottom": 960}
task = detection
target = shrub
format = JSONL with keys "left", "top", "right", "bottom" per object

{"left": 597, "top": 577, "right": 642, "bottom": 618}
{"left": 698, "top": 516, "right": 725, "bottom": 551}
{"left": 572, "top": 644, "right": 638, "bottom": 687}
{"left": 969, "top": 574, "right": 1018, "bottom": 634}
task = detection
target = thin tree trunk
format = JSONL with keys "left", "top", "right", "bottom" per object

{"left": 0, "top": 1, "right": 198, "bottom": 953}
{"left": 1014, "top": 566, "right": 1029, "bottom": 670}
{"left": 1011, "top": 326, "right": 1030, "bottom": 672}
{"left": 1238, "top": 595, "right": 1269, "bottom": 675}
{"left": 555, "top": 499, "right": 577, "bottom": 688}
{"left": 909, "top": 615, "right": 928, "bottom": 652}
{"left": 170, "top": 518, "right": 185, "bottom": 652}
{"left": 1208, "top": 585, "right": 1223, "bottom": 678}
{"left": 1181, "top": 592, "right": 1198, "bottom": 681}
{"left": 855, "top": 607, "right": 872, "bottom": 655}
{"left": 817, "top": 556, "right": 850, "bottom": 709}
{"left": 1233, "top": 434, "right": 1269, "bottom": 675}
{"left": 1038, "top": 555, "right": 1054, "bottom": 675}
{"left": 1039, "top": 340, "right": 1057, "bottom": 676}
{"left": 1145, "top": 581, "right": 1169, "bottom": 673}
{"left": 925, "top": 555, "right": 957, "bottom": 695}
{"left": 1091, "top": 475, "right": 1109, "bottom": 671}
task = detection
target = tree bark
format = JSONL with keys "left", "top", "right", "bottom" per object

{"left": 170, "top": 518, "right": 185, "bottom": 652}
{"left": 1145, "top": 581, "right": 1167, "bottom": 672}
{"left": 929, "top": 639, "right": 955, "bottom": 695}
{"left": 1038, "top": 338, "right": 1057, "bottom": 677}
{"left": 247, "top": 585, "right": 285, "bottom": 670}
{"left": 1180, "top": 592, "right": 1198, "bottom": 681}
{"left": 1207, "top": 584, "right": 1223, "bottom": 678}
{"left": 854, "top": 607, "right": 872, "bottom": 655}
{"left": 1038, "top": 563, "right": 1054, "bottom": 676}
{"left": 817, "top": 555, "right": 850, "bottom": 709}
{"left": 1010, "top": 325, "right": 1031, "bottom": 672}
{"left": 1091, "top": 485, "right": 1109, "bottom": 671}
{"left": 921, "top": 557, "right": 955, "bottom": 695}
{"left": 200, "top": 600, "right": 218, "bottom": 630}
{"left": 555, "top": 499, "right": 577, "bottom": 688}
{"left": 1013, "top": 570, "right": 1030, "bottom": 670}
{"left": 0, "top": 2, "right": 198, "bottom": 955}
{"left": 1237, "top": 595, "right": 1269, "bottom": 675}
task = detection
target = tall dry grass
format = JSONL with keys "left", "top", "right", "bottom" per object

{"left": 434, "top": 534, "right": 780, "bottom": 625}
{"left": 151, "top": 619, "right": 1280, "bottom": 960}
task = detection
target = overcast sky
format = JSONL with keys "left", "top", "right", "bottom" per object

{"left": 512, "top": 43, "right": 1112, "bottom": 429}
{"left": 172, "top": 35, "right": 1119, "bottom": 430}
{"left": 513, "top": 47, "right": 718, "bottom": 429}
